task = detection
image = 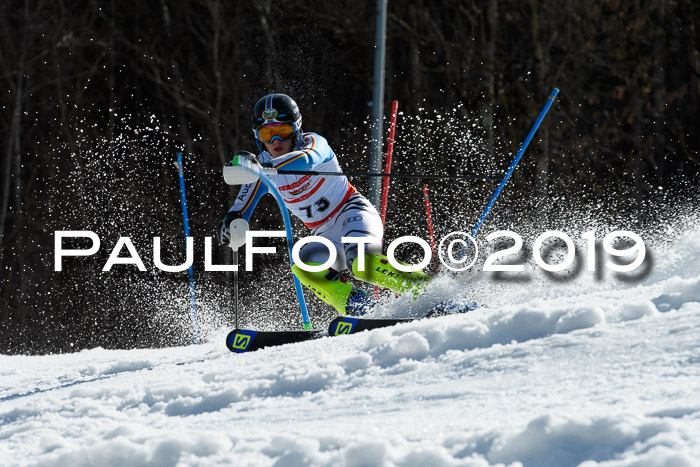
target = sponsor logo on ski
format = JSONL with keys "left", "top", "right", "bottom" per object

{"left": 335, "top": 321, "right": 354, "bottom": 335}
{"left": 231, "top": 334, "right": 251, "bottom": 350}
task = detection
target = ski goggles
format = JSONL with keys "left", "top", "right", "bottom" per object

{"left": 255, "top": 122, "right": 296, "bottom": 144}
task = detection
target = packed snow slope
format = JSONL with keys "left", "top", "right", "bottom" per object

{"left": 2, "top": 220, "right": 700, "bottom": 466}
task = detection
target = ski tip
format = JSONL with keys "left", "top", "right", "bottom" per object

{"left": 551, "top": 88, "right": 560, "bottom": 97}
{"left": 226, "top": 329, "right": 258, "bottom": 353}
{"left": 329, "top": 317, "right": 360, "bottom": 336}
{"left": 226, "top": 329, "right": 322, "bottom": 353}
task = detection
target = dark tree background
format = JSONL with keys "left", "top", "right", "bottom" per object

{"left": 1, "top": 0, "right": 698, "bottom": 354}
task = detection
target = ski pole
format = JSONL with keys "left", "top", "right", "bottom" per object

{"left": 232, "top": 250, "right": 239, "bottom": 329}
{"left": 457, "top": 88, "right": 559, "bottom": 260}
{"left": 270, "top": 169, "right": 501, "bottom": 181}
{"left": 174, "top": 153, "right": 200, "bottom": 344}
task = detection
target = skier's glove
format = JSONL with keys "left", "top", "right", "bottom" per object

{"left": 227, "top": 150, "right": 258, "bottom": 166}
{"left": 217, "top": 211, "right": 249, "bottom": 249}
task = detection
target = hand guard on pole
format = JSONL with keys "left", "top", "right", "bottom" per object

{"left": 217, "top": 211, "right": 248, "bottom": 249}
{"left": 227, "top": 217, "right": 248, "bottom": 250}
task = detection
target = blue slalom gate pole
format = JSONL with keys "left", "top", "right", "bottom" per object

{"left": 256, "top": 171, "right": 313, "bottom": 330}
{"left": 175, "top": 153, "right": 200, "bottom": 344}
{"left": 224, "top": 158, "right": 313, "bottom": 330}
{"left": 459, "top": 88, "right": 559, "bottom": 259}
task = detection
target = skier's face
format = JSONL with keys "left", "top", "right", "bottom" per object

{"left": 264, "top": 138, "right": 293, "bottom": 158}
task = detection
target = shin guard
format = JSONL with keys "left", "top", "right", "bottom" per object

{"left": 351, "top": 253, "right": 431, "bottom": 298}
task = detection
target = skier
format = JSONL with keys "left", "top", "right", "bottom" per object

{"left": 218, "top": 93, "right": 430, "bottom": 316}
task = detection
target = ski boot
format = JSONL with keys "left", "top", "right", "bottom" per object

{"left": 425, "top": 298, "right": 479, "bottom": 317}
{"left": 344, "top": 288, "right": 377, "bottom": 317}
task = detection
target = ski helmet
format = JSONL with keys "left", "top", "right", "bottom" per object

{"left": 252, "top": 93, "right": 302, "bottom": 134}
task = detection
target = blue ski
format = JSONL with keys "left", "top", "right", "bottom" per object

{"left": 226, "top": 302, "right": 479, "bottom": 352}
{"left": 226, "top": 329, "right": 321, "bottom": 353}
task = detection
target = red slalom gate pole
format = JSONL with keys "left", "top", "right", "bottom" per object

{"left": 376, "top": 100, "right": 399, "bottom": 299}
{"left": 422, "top": 184, "right": 439, "bottom": 275}
{"left": 380, "top": 100, "right": 399, "bottom": 226}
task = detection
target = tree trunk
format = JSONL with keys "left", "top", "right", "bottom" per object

{"left": 529, "top": 0, "right": 550, "bottom": 200}
{"left": 0, "top": 0, "right": 30, "bottom": 264}
{"left": 161, "top": 0, "right": 194, "bottom": 157}
{"left": 482, "top": 0, "right": 497, "bottom": 162}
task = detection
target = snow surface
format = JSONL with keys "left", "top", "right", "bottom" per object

{"left": 2, "top": 220, "right": 700, "bottom": 466}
